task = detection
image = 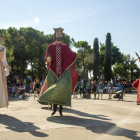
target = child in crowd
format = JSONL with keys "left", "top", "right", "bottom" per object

{"left": 17, "top": 85, "right": 21, "bottom": 97}
{"left": 9, "top": 85, "right": 12, "bottom": 96}
{"left": 98, "top": 80, "right": 104, "bottom": 99}
{"left": 12, "top": 85, "right": 15, "bottom": 97}
{"left": 118, "top": 82, "right": 122, "bottom": 89}
{"left": 29, "top": 83, "right": 33, "bottom": 96}
{"left": 14, "top": 85, "right": 17, "bottom": 96}
{"left": 33, "top": 79, "right": 36, "bottom": 95}
{"left": 107, "top": 81, "right": 113, "bottom": 99}
{"left": 118, "top": 82, "right": 123, "bottom": 100}
{"left": 20, "top": 84, "right": 26, "bottom": 100}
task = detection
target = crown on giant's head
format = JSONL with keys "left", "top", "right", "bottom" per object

{"left": 53, "top": 27, "right": 64, "bottom": 32}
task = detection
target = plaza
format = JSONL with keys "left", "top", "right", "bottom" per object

{"left": 0, "top": 92, "right": 140, "bottom": 140}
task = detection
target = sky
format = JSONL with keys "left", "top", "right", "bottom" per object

{"left": 0, "top": 0, "right": 140, "bottom": 67}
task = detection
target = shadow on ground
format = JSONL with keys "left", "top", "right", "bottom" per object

{"left": 47, "top": 116, "right": 140, "bottom": 140}
{"left": 0, "top": 115, "right": 48, "bottom": 138}
{"left": 41, "top": 107, "right": 110, "bottom": 121}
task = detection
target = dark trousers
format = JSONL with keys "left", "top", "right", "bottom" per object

{"left": 80, "top": 88, "right": 83, "bottom": 95}
{"left": 53, "top": 104, "right": 63, "bottom": 114}
{"left": 87, "top": 89, "right": 91, "bottom": 98}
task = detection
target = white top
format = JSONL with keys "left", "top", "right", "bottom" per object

{"left": 0, "top": 46, "right": 11, "bottom": 76}
{"left": 12, "top": 87, "right": 14, "bottom": 92}
{"left": 21, "top": 86, "right": 25, "bottom": 90}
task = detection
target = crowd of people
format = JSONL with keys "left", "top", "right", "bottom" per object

{"left": 73, "top": 78, "right": 133, "bottom": 100}
{"left": 7, "top": 76, "right": 44, "bottom": 100}
{"left": 7, "top": 75, "right": 133, "bottom": 101}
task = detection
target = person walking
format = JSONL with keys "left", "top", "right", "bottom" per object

{"left": 38, "top": 27, "right": 78, "bottom": 116}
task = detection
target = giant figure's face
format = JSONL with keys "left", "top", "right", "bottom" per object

{"left": 56, "top": 31, "right": 63, "bottom": 41}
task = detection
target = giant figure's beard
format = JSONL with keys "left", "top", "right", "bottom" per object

{"left": 56, "top": 37, "right": 62, "bottom": 41}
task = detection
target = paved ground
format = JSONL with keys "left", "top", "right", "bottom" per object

{"left": 0, "top": 92, "right": 140, "bottom": 140}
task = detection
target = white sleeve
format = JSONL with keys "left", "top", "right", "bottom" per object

{"left": 2, "top": 47, "right": 10, "bottom": 76}
{"left": 2, "top": 47, "right": 9, "bottom": 67}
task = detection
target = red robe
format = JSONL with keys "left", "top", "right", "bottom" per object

{"left": 132, "top": 79, "right": 140, "bottom": 105}
{"left": 45, "top": 43, "right": 78, "bottom": 91}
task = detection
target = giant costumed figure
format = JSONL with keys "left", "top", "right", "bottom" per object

{"left": 132, "top": 52, "right": 140, "bottom": 105}
{"left": 0, "top": 33, "right": 11, "bottom": 108}
{"left": 38, "top": 27, "right": 78, "bottom": 116}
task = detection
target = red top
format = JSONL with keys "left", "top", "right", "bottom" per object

{"left": 45, "top": 43, "right": 78, "bottom": 91}
{"left": 29, "top": 85, "right": 33, "bottom": 90}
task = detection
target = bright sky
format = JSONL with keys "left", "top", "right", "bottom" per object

{"left": 0, "top": 0, "right": 140, "bottom": 67}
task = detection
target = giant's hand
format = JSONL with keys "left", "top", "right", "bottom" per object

{"left": 47, "top": 55, "right": 52, "bottom": 63}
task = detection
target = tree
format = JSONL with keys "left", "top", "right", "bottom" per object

{"left": 104, "top": 33, "right": 112, "bottom": 81}
{"left": 113, "top": 63, "right": 129, "bottom": 80}
{"left": 0, "top": 27, "right": 76, "bottom": 79}
{"left": 93, "top": 38, "right": 99, "bottom": 80}
{"left": 74, "top": 41, "right": 91, "bottom": 78}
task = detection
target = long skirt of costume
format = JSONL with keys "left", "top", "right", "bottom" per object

{"left": 38, "top": 69, "right": 72, "bottom": 106}
{"left": 0, "top": 47, "right": 9, "bottom": 108}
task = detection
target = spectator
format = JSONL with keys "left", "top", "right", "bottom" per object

{"left": 20, "top": 84, "right": 26, "bottom": 100}
{"left": 7, "top": 79, "right": 11, "bottom": 95}
{"left": 97, "top": 80, "right": 104, "bottom": 99}
{"left": 73, "top": 82, "right": 78, "bottom": 98}
{"left": 23, "top": 79, "right": 26, "bottom": 85}
{"left": 107, "top": 81, "right": 113, "bottom": 99}
{"left": 12, "top": 85, "right": 15, "bottom": 97}
{"left": 29, "top": 83, "right": 33, "bottom": 96}
{"left": 118, "top": 82, "right": 122, "bottom": 89}
{"left": 40, "top": 81, "right": 43, "bottom": 89}
{"left": 121, "top": 81, "right": 125, "bottom": 96}
{"left": 20, "top": 78, "right": 24, "bottom": 86}
{"left": 34, "top": 79, "right": 41, "bottom": 99}
{"left": 86, "top": 79, "right": 92, "bottom": 98}
{"left": 92, "top": 80, "right": 97, "bottom": 99}
{"left": 78, "top": 78, "right": 85, "bottom": 98}
{"left": 117, "top": 82, "right": 123, "bottom": 100}
{"left": 123, "top": 81, "right": 127, "bottom": 96}
{"left": 9, "top": 85, "right": 12, "bottom": 96}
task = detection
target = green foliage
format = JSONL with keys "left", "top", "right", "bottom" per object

{"left": 93, "top": 38, "right": 99, "bottom": 80}
{"left": 0, "top": 27, "right": 75, "bottom": 79}
{"left": 104, "top": 33, "right": 112, "bottom": 81}
{"left": 74, "top": 41, "right": 91, "bottom": 79}
{"left": 1, "top": 27, "right": 140, "bottom": 82}
{"left": 113, "top": 54, "right": 140, "bottom": 81}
